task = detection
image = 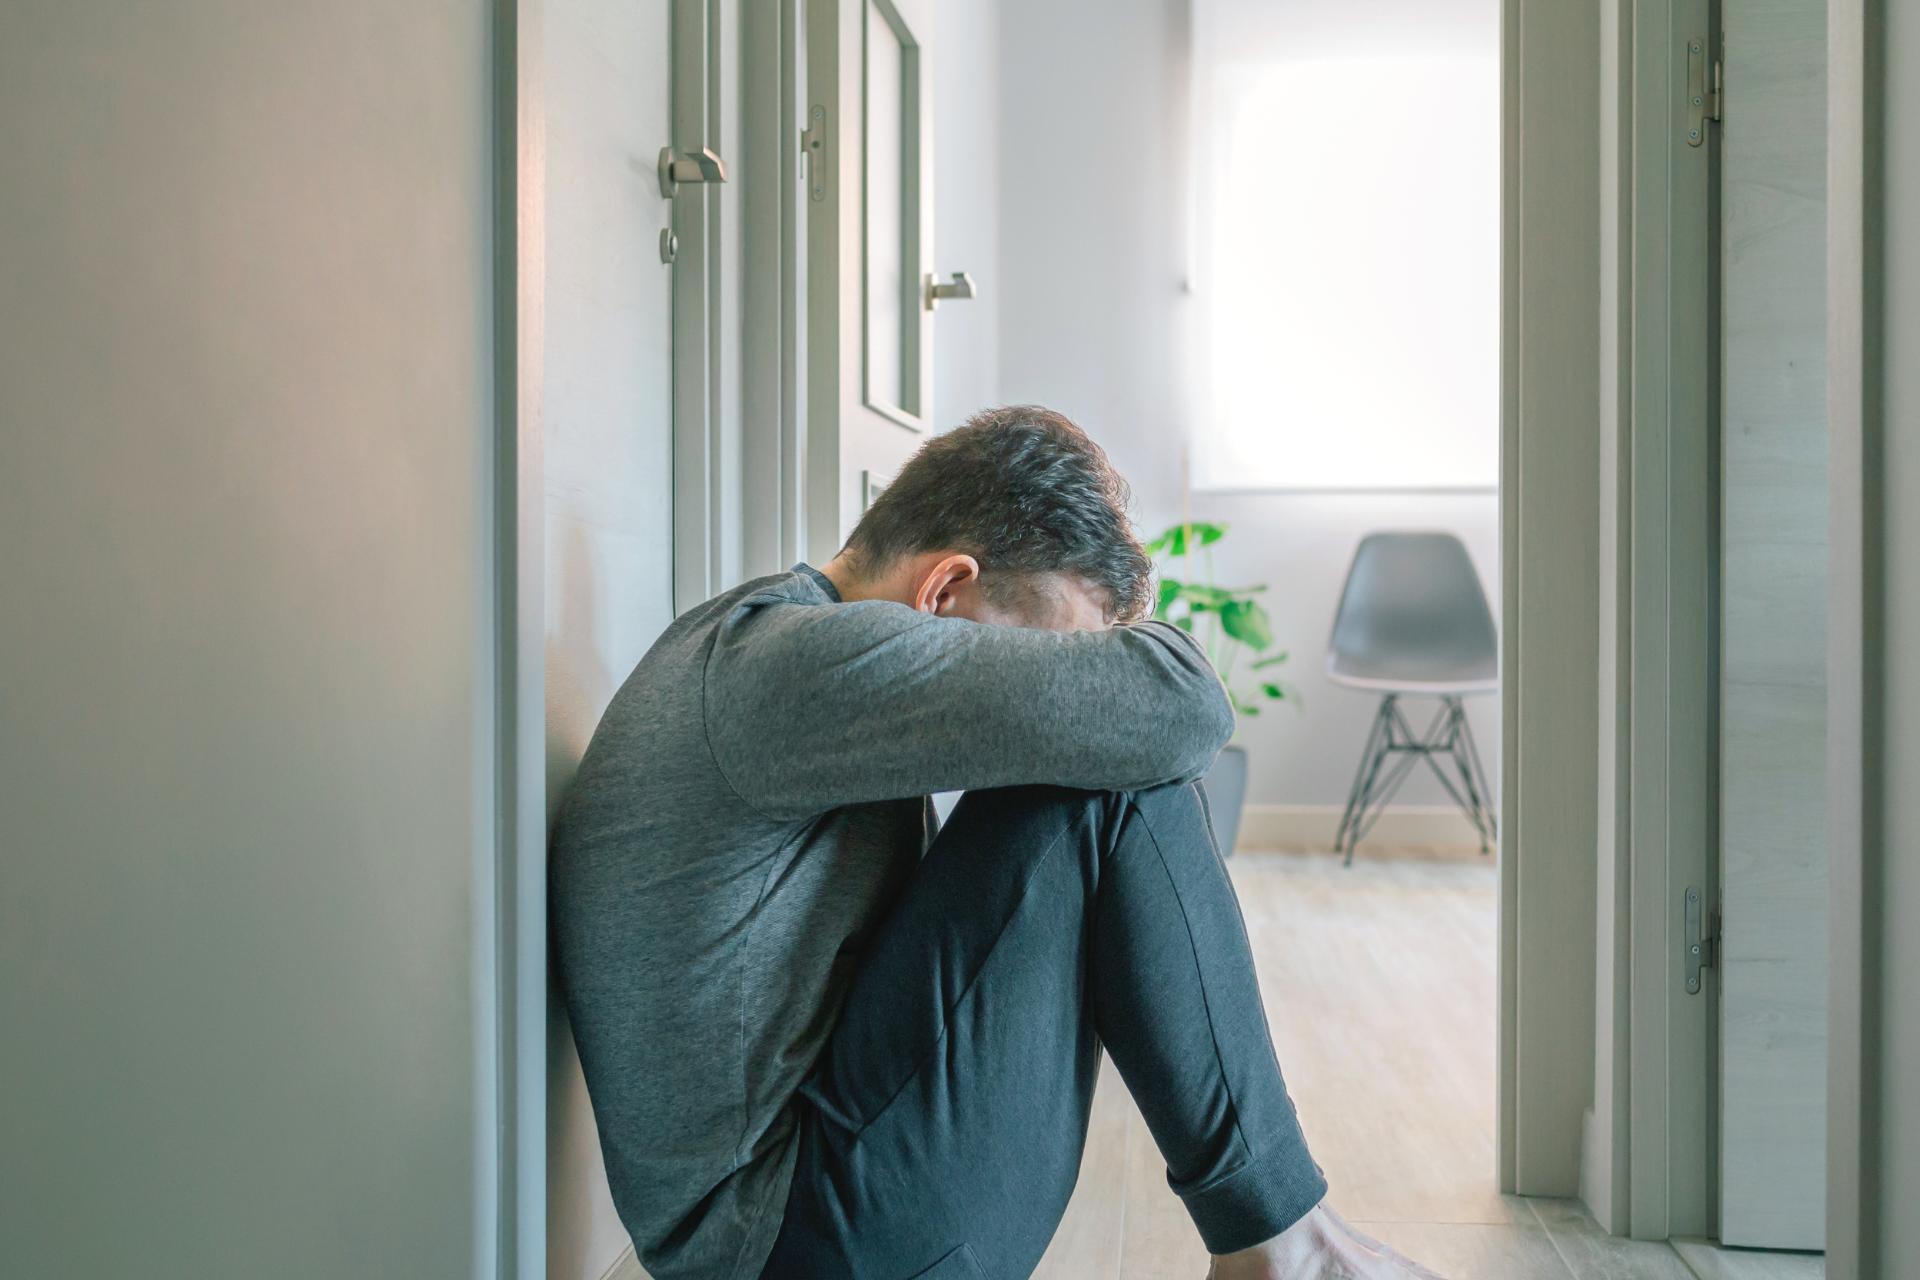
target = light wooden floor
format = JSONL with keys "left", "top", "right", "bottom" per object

{"left": 1029, "top": 847, "right": 1803, "bottom": 1280}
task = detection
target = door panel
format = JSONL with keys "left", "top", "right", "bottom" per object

{"left": 808, "top": 0, "right": 933, "bottom": 555}
{"left": 864, "top": 1, "right": 904, "bottom": 414}
{"left": 1718, "top": 0, "right": 1829, "bottom": 1250}
{"left": 862, "top": 0, "right": 927, "bottom": 429}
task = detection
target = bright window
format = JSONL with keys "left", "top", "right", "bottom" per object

{"left": 1190, "top": 9, "right": 1499, "bottom": 491}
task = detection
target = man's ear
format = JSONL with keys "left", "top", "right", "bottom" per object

{"left": 912, "top": 554, "right": 981, "bottom": 615}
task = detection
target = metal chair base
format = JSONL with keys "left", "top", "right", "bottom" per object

{"left": 1333, "top": 694, "right": 1496, "bottom": 866}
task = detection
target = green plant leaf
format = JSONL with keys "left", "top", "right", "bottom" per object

{"left": 1169, "top": 582, "right": 1237, "bottom": 609}
{"left": 1217, "top": 599, "right": 1274, "bottom": 650}
{"left": 1146, "top": 521, "right": 1230, "bottom": 558}
{"left": 1251, "top": 651, "right": 1290, "bottom": 669}
{"left": 1261, "top": 682, "right": 1288, "bottom": 700}
{"left": 1156, "top": 578, "right": 1182, "bottom": 619}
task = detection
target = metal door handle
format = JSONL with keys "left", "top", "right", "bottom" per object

{"left": 658, "top": 147, "right": 729, "bottom": 198}
{"left": 924, "top": 271, "right": 977, "bottom": 310}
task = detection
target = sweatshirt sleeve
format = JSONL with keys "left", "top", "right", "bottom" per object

{"left": 702, "top": 592, "right": 1236, "bottom": 820}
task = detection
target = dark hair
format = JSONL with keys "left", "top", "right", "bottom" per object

{"left": 843, "top": 406, "right": 1153, "bottom": 622}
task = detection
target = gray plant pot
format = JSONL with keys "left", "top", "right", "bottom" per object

{"left": 1201, "top": 743, "right": 1249, "bottom": 857}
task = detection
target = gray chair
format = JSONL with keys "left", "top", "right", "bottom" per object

{"left": 1326, "top": 532, "right": 1498, "bottom": 863}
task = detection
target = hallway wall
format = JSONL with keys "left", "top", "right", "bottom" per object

{"left": 0, "top": 3, "right": 498, "bottom": 1275}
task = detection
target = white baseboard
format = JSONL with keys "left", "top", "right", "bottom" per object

{"left": 1234, "top": 803, "right": 1489, "bottom": 850}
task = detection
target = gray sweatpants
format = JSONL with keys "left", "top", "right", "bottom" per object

{"left": 758, "top": 782, "right": 1327, "bottom": 1279}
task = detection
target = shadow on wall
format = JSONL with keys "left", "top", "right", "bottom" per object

{"left": 545, "top": 521, "right": 639, "bottom": 1279}
{"left": 547, "top": 522, "right": 614, "bottom": 824}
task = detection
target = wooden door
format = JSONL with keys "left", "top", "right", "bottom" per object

{"left": 1718, "top": 0, "right": 1829, "bottom": 1251}
{"left": 805, "top": 0, "right": 936, "bottom": 556}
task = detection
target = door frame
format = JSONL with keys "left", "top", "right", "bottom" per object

{"left": 1500, "top": 0, "right": 1717, "bottom": 1235}
{"left": 1511, "top": 0, "right": 1899, "bottom": 1261}
{"left": 743, "top": 0, "right": 811, "bottom": 578}
{"left": 491, "top": 0, "right": 548, "bottom": 1274}
{"left": 1588, "top": 0, "right": 1718, "bottom": 1241}
{"left": 670, "top": 0, "right": 730, "bottom": 611}
{"left": 1823, "top": 2, "right": 1882, "bottom": 1275}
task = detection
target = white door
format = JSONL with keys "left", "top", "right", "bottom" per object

{"left": 1718, "top": 1, "right": 1829, "bottom": 1251}
{"left": 806, "top": 0, "right": 939, "bottom": 554}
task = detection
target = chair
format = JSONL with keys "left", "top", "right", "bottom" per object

{"left": 1326, "top": 532, "right": 1498, "bottom": 864}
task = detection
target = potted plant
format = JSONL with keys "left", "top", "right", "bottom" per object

{"left": 1147, "top": 520, "right": 1296, "bottom": 855}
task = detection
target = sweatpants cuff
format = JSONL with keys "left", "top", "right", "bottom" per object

{"left": 1177, "top": 1135, "right": 1329, "bottom": 1256}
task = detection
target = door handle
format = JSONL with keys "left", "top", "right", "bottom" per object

{"left": 924, "top": 271, "right": 977, "bottom": 310}
{"left": 658, "top": 146, "right": 729, "bottom": 198}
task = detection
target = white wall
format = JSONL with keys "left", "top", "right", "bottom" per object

{"left": 997, "top": 0, "right": 1499, "bottom": 814}
{"left": 540, "top": 1, "right": 678, "bottom": 1278}
{"left": 0, "top": 3, "right": 496, "bottom": 1275}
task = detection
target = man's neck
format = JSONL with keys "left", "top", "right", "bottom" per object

{"left": 819, "top": 553, "right": 919, "bottom": 606}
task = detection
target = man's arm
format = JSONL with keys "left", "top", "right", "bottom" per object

{"left": 703, "top": 595, "right": 1235, "bottom": 819}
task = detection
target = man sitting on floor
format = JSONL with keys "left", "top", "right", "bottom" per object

{"left": 550, "top": 406, "right": 1444, "bottom": 1280}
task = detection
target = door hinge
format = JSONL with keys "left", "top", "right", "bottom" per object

{"left": 801, "top": 106, "right": 827, "bottom": 203}
{"left": 1684, "top": 886, "right": 1720, "bottom": 994}
{"left": 1687, "top": 39, "right": 1723, "bottom": 146}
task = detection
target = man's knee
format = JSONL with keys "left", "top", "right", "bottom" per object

{"left": 1123, "top": 781, "right": 1225, "bottom": 862}
{"left": 933, "top": 780, "right": 1222, "bottom": 891}
{"left": 937, "top": 784, "right": 1129, "bottom": 860}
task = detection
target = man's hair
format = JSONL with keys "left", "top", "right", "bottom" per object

{"left": 842, "top": 406, "right": 1153, "bottom": 622}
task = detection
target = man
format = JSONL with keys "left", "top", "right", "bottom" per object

{"left": 551, "top": 408, "right": 1443, "bottom": 1279}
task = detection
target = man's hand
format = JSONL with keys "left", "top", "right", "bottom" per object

{"left": 1209, "top": 1202, "right": 1451, "bottom": 1280}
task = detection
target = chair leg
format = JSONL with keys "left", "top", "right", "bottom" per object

{"left": 1449, "top": 697, "right": 1497, "bottom": 854}
{"left": 1348, "top": 702, "right": 1427, "bottom": 852}
{"left": 1334, "top": 695, "right": 1396, "bottom": 866}
{"left": 1339, "top": 696, "right": 1498, "bottom": 864}
{"left": 1417, "top": 696, "right": 1496, "bottom": 855}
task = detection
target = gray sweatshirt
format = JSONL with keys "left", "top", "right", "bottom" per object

{"left": 549, "top": 565, "right": 1234, "bottom": 1280}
